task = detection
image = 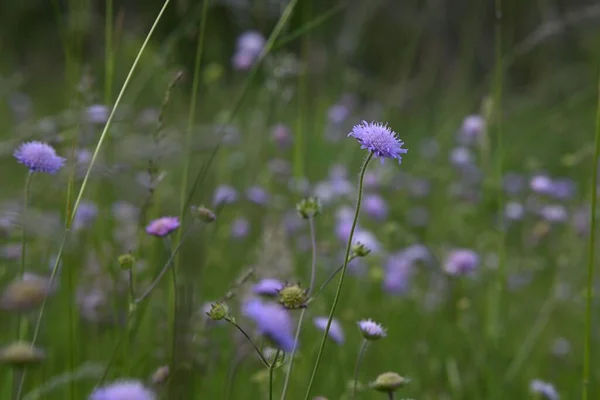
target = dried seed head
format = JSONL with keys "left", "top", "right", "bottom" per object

{"left": 1, "top": 277, "right": 52, "bottom": 312}
{"left": 0, "top": 341, "right": 45, "bottom": 367}
{"left": 296, "top": 197, "right": 321, "bottom": 219}
{"left": 191, "top": 205, "right": 216, "bottom": 223}
{"left": 151, "top": 365, "right": 170, "bottom": 385}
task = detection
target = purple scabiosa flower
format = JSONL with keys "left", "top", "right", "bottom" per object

{"left": 14, "top": 141, "right": 65, "bottom": 174}
{"left": 443, "top": 249, "right": 479, "bottom": 276}
{"left": 539, "top": 205, "right": 568, "bottom": 223}
{"left": 86, "top": 104, "right": 110, "bottom": 125}
{"left": 145, "top": 217, "right": 180, "bottom": 237}
{"left": 458, "top": 114, "right": 485, "bottom": 145}
{"left": 550, "top": 178, "right": 575, "bottom": 200}
{"left": 246, "top": 186, "right": 270, "bottom": 206}
{"left": 363, "top": 194, "right": 388, "bottom": 221}
{"left": 529, "top": 379, "right": 559, "bottom": 400}
{"left": 348, "top": 121, "right": 408, "bottom": 164}
{"left": 271, "top": 124, "right": 293, "bottom": 149}
{"left": 213, "top": 185, "right": 238, "bottom": 206}
{"left": 231, "top": 217, "right": 250, "bottom": 239}
{"left": 242, "top": 299, "right": 295, "bottom": 352}
{"left": 502, "top": 172, "right": 526, "bottom": 195}
{"left": 530, "top": 175, "right": 554, "bottom": 195}
{"left": 253, "top": 278, "right": 284, "bottom": 297}
{"left": 283, "top": 211, "right": 304, "bottom": 235}
{"left": 328, "top": 104, "right": 350, "bottom": 125}
{"left": 353, "top": 230, "right": 381, "bottom": 254}
{"left": 504, "top": 201, "right": 525, "bottom": 221}
{"left": 232, "top": 51, "right": 254, "bottom": 70}
{"left": 551, "top": 337, "right": 571, "bottom": 357}
{"left": 363, "top": 171, "right": 381, "bottom": 190}
{"left": 313, "top": 317, "right": 345, "bottom": 344}
{"left": 357, "top": 319, "right": 387, "bottom": 340}
{"left": 89, "top": 380, "right": 156, "bottom": 400}
{"left": 383, "top": 255, "right": 412, "bottom": 295}
{"left": 450, "top": 147, "right": 473, "bottom": 167}
{"left": 335, "top": 218, "right": 353, "bottom": 243}
{"left": 72, "top": 201, "right": 99, "bottom": 231}
{"left": 236, "top": 31, "right": 265, "bottom": 55}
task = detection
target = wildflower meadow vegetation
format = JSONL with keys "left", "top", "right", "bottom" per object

{"left": 1, "top": 0, "right": 600, "bottom": 399}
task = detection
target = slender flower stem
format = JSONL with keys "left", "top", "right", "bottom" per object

{"left": 583, "top": 62, "right": 600, "bottom": 400}
{"left": 269, "top": 349, "right": 281, "bottom": 400}
{"left": 280, "top": 216, "right": 318, "bottom": 399}
{"left": 229, "top": 321, "right": 269, "bottom": 367}
{"left": 16, "top": 172, "right": 33, "bottom": 338}
{"left": 351, "top": 340, "right": 368, "bottom": 400}
{"left": 304, "top": 153, "right": 373, "bottom": 399}
{"left": 308, "top": 255, "right": 358, "bottom": 303}
{"left": 387, "top": 392, "right": 395, "bottom": 400}
{"left": 135, "top": 225, "right": 195, "bottom": 303}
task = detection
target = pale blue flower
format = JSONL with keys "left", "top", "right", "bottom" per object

{"left": 348, "top": 121, "right": 408, "bottom": 164}
{"left": 14, "top": 141, "right": 65, "bottom": 174}
{"left": 313, "top": 317, "right": 345, "bottom": 344}
{"left": 89, "top": 380, "right": 155, "bottom": 400}
{"left": 243, "top": 299, "right": 295, "bottom": 352}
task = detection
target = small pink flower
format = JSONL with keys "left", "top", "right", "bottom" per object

{"left": 145, "top": 217, "right": 180, "bottom": 237}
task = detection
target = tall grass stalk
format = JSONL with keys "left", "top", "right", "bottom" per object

{"left": 280, "top": 216, "right": 318, "bottom": 399}
{"left": 104, "top": 0, "right": 114, "bottom": 104}
{"left": 16, "top": 1, "right": 173, "bottom": 398}
{"left": 582, "top": 63, "right": 600, "bottom": 400}
{"left": 304, "top": 153, "right": 374, "bottom": 399}
{"left": 351, "top": 339, "right": 368, "bottom": 399}
{"left": 269, "top": 350, "right": 282, "bottom": 400}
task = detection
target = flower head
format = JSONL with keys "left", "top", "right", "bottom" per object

{"left": 145, "top": 217, "right": 180, "bottom": 237}
{"left": 14, "top": 141, "right": 65, "bottom": 174}
{"left": 243, "top": 299, "right": 295, "bottom": 352}
{"left": 358, "top": 319, "right": 387, "bottom": 340}
{"left": 529, "top": 379, "right": 559, "bottom": 400}
{"left": 313, "top": 317, "right": 345, "bottom": 344}
{"left": 444, "top": 249, "right": 479, "bottom": 276}
{"left": 253, "top": 278, "right": 284, "bottom": 297}
{"left": 370, "top": 372, "right": 409, "bottom": 393}
{"left": 348, "top": 121, "right": 407, "bottom": 164}
{"left": 0, "top": 341, "right": 45, "bottom": 367}
{"left": 277, "top": 283, "right": 308, "bottom": 309}
{"left": 89, "top": 380, "right": 156, "bottom": 400}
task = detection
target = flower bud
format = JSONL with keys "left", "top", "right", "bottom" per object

{"left": 206, "top": 301, "right": 229, "bottom": 321}
{"left": 277, "top": 283, "right": 308, "bottom": 309}
{"left": 370, "top": 372, "right": 409, "bottom": 392}
{"left": 0, "top": 341, "right": 45, "bottom": 367}
{"left": 117, "top": 254, "right": 136, "bottom": 270}
{"left": 0, "top": 277, "right": 52, "bottom": 312}
{"left": 191, "top": 205, "right": 216, "bottom": 223}
{"left": 351, "top": 242, "right": 371, "bottom": 258}
{"left": 296, "top": 197, "right": 321, "bottom": 219}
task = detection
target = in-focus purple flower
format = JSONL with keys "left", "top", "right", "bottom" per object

{"left": 530, "top": 175, "right": 554, "bottom": 195}
{"left": 539, "top": 205, "right": 568, "bottom": 223}
{"left": 246, "top": 186, "right": 270, "bottom": 206}
{"left": 363, "top": 194, "right": 388, "bottom": 221}
{"left": 444, "top": 249, "right": 479, "bottom": 276}
{"left": 458, "top": 114, "right": 485, "bottom": 145}
{"left": 348, "top": 121, "right": 408, "bottom": 164}
{"left": 253, "top": 278, "right": 284, "bottom": 297}
{"left": 313, "top": 317, "right": 345, "bottom": 344}
{"left": 89, "top": 380, "right": 156, "bottom": 400}
{"left": 357, "top": 319, "right": 387, "bottom": 340}
{"left": 231, "top": 217, "right": 250, "bottom": 239}
{"left": 145, "top": 217, "right": 180, "bottom": 237}
{"left": 213, "top": 185, "right": 238, "bottom": 206}
{"left": 242, "top": 299, "right": 295, "bottom": 352}
{"left": 14, "top": 141, "right": 65, "bottom": 174}
{"left": 529, "top": 379, "right": 559, "bottom": 400}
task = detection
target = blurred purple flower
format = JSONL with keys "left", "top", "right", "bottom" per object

{"left": 444, "top": 249, "right": 479, "bottom": 276}
{"left": 89, "top": 380, "right": 155, "bottom": 400}
{"left": 363, "top": 194, "right": 388, "bottom": 221}
{"left": 246, "top": 186, "right": 270, "bottom": 206}
{"left": 530, "top": 175, "right": 554, "bottom": 195}
{"left": 458, "top": 114, "right": 485, "bottom": 145}
{"left": 86, "top": 104, "right": 109, "bottom": 125}
{"left": 353, "top": 230, "right": 381, "bottom": 253}
{"left": 550, "top": 178, "right": 575, "bottom": 200}
{"left": 383, "top": 254, "right": 413, "bottom": 295}
{"left": 14, "top": 141, "right": 65, "bottom": 174}
{"left": 529, "top": 379, "right": 559, "bottom": 400}
{"left": 327, "top": 104, "right": 350, "bottom": 125}
{"left": 146, "top": 217, "right": 180, "bottom": 237}
{"left": 271, "top": 124, "right": 293, "bottom": 149}
{"left": 450, "top": 147, "right": 473, "bottom": 167}
{"left": 348, "top": 121, "right": 408, "bottom": 164}
{"left": 539, "top": 205, "right": 568, "bottom": 223}
{"left": 407, "top": 177, "right": 430, "bottom": 198}
{"left": 242, "top": 299, "right": 295, "bottom": 352}
{"left": 504, "top": 201, "right": 525, "bottom": 221}
{"left": 213, "top": 185, "right": 238, "bottom": 206}
{"left": 253, "top": 278, "right": 284, "bottom": 297}
{"left": 231, "top": 217, "right": 250, "bottom": 239}
{"left": 503, "top": 172, "right": 526, "bottom": 196}
{"left": 406, "top": 206, "right": 429, "bottom": 227}
{"left": 283, "top": 211, "right": 304, "bottom": 235}
{"left": 313, "top": 317, "right": 345, "bottom": 344}
{"left": 73, "top": 201, "right": 99, "bottom": 231}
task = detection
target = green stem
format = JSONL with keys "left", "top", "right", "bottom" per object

{"left": 351, "top": 340, "right": 368, "bottom": 400}
{"left": 304, "top": 153, "right": 373, "bottom": 399}
{"left": 105, "top": 0, "right": 114, "bottom": 104}
{"left": 583, "top": 60, "right": 600, "bottom": 400}
{"left": 280, "top": 216, "right": 318, "bottom": 399}
{"left": 387, "top": 391, "right": 395, "bottom": 400}
{"left": 229, "top": 321, "right": 269, "bottom": 367}
{"left": 269, "top": 350, "right": 281, "bottom": 400}
{"left": 16, "top": 172, "right": 33, "bottom": 338}
{"left": 308, "top": 255, "right": 357, "bottom": 303}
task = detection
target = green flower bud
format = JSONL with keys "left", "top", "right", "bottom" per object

{"left": 370, "top": 372, "right": 409, "bottom": 393}
{"left": 118, "top": 254, "right": 136, "bottom": 270}
{"left": 351, "top": 242, "right": 371, "bottom": 258}
{"left": 206, "top": 301, "right": 229, "bottom": 321}
{"left": 277, "top": 283, "right": 308, "bottom": 309}
{"left": 191, "top": 205, "right": 216, "bottom": 223}
{"left": 296, "top": 197, "right": 321, "bottom": 219}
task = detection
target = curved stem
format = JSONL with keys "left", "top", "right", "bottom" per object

{"left": 280, "top": 215, "right": 318, "bottom": 399}
{"left": 351, "top": 340, "right": 368, "bottom": 400}
{"left": 308, "top": 255, "right": 357, "bottom": 303}
{"left": 230, "top": 321, "right": 269, "bottom": 367}
{"left": 583, "top": 61, "right": 600, "bottom": 400}
{"left": 135, "top": 225, "right": 195, "bottom": 303}
{"left": 304, "top": 153, "right": 373, "bottom": 399}
{"left": 269, "top": 349, "right": 281, "bottom": 400}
